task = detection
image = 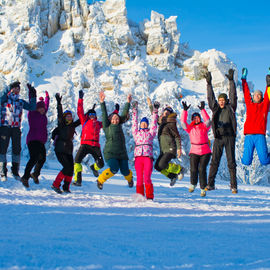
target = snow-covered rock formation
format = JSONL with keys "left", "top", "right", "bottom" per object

{"left": 0, "top": 0, "right": 269, "bottom": 185}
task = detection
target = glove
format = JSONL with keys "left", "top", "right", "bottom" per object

{"left": 27, "top": 83, "right": 37, "bottom": 98}
{"left": 241, "top": 68, "right": 248, "bottom": 80}
{"left": 204, "top": 72, "right": 212, "bottom": 84}
{"left": 79, "top": 90, "right": 84, "bottom": 99}
{"left": 153, "top": 101, "right": 160, "bottom": 109}
{"left": 225, "top": 69, "right": 234, "bottom": 81}
{"left": 132, "top": 101, "right": 138, "bottom": 108}
{"left": 182, "top": 101, "right": 191, "bottom": 111}
{"left": 55, "top": 93, "right": 62, "bottom": 104}
{"left": 198, "top": 101, "right": 205, "bottom": 110}
{"left": 266, "top": 75, "right": 270, "bottom": 87}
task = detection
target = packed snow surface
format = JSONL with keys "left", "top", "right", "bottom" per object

{"left": 1, "top": 160, "right": 270, "bottom": 269}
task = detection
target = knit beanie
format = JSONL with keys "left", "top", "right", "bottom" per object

{"left": 164, "top": 106, "right": 174, "bottom": 114}
{"left": 63, "top": 110, "right": 72, "bottom": 118}
{"left": 218, "top": 93, "right": 228, "bottom": 101}
{"left": 36, "top": 97, "right": 45, "bottom": 110}
{"left": 9, "top": 81, "right": 21, "bottom": 90}
{"left": 87, "top": 104, "right": 96, "bottom": 115}
{"left": 108, "top": 103, "right": 120, "bottom": 121}
{"left": 191, "top": 112, "right": 201, "bottom": 121}
{"left": 140, "top": 117, "right": 149, "bottom": 126}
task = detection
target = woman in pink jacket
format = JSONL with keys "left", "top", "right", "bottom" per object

{"left": 132, "top": 100, "right": 159, "bottom": 200}
{"left": 181, "top": 101, "right": 211, "bottom": 197}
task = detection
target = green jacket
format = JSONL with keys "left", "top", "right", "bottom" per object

{"left": 100, "top": 101, "right": 130, "bottom": 160}
{"left": 158, "top": 113, "right": 181, "bottom": 156}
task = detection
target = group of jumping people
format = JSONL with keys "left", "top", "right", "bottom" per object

{"left": 0, "top": 68, "right": 270, "bottom": 199}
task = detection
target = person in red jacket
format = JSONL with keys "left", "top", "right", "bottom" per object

{"left": 73, "top": 90, "right": 104, "bottom": 186}
{"left": 241, "top": 68, "right": 270, "bottom": 165}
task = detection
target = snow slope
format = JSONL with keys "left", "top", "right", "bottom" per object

{"left": 1, "top": 161, "right": 270, "bottom": 269}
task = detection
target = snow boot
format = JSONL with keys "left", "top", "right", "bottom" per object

{"left": 205, "top": 185, "right": 215, "bottom": 191}
{"left": 231, "top": 188, "right": 238, "bottom": 194}
{"left": 145, "top": 184, "right": 154, "bottom": 200}
{"left": 200, "top": 189, "right": 206, "bottom": 197}
{"left": 0, "top": 162, "right": 7, "bottom": 181}
{"left": 21, "top": 177, "right": 29, "bottom": 188}
{"left": 62, "top": 176, "right": 72, "bottom": 193}
{"left": 168, "top": 173, "right": 178, "bottom": 186}
{"left": 90, "top": 163, "right": 100, "bottom": 177}
{"left": 189, "top": 184, "right": 196, "bottom": 193}
{"left": 136, "top": 185, "right": 145, "bottom": 196}
{"left": 11, "top": 162, "right": 20, "bottom": 180}
{"left": 124, "top": 170, "right": 134, "bottom": 187}
{"left": 73, "top": 163, "right": 82, "bottom": 186}
{"left": 97, "top": 168, "right": 115, "bottom": 189}
{"left": 52, "top": 171, "right": 65, "bottom": 189}
{"left": 51, "top": 185, "right": 63, "bottom": 194}
{"left": 30, "top": 172, "right": 39, "bottom": 184}
{"left": 178, "top": 167, "right": 185, "bottom": 180}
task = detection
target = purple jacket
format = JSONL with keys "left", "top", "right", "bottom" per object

{"left": 26, "top": 95, "right": 49, "bottom": 144}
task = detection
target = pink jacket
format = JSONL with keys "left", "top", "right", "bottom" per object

{"left": 132, "top": 107, "right": 158, "bottom": 158}
{"left": 181, "top": 109, "right": 211, "bottom": 156}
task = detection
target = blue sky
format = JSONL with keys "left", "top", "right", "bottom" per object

{"left": 88, "top": 0, "right": 270, "bottom": 90}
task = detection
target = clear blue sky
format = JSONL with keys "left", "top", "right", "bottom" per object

{"left": 89, "top": 0, "right": 270, "bottom": 90}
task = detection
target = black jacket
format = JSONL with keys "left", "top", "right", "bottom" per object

{"left": 54, "top": 103, "right": 80, "bottom": 154}
{"left": 207, "top": 80, "right": 237, "bottom": 138}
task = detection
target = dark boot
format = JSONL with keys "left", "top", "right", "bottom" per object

{"left": 62, "top": 181, "right": 71, "bottom": 193}
{"left": 21, "top": 177, "right": 29, "bottom": 188}
{"left": 90, "top": 164, "right": 99, "bottom": 177}
{"left": 11, "top": 162, "right": 20, "bottom": 180}
{"left": 168, "top": 173, "right": 178, "bottom": 186}
{"left": 30, "top": 172, "right": 39, "bottom": 184}
{"left": 73, "top": 172, "right": 82, "bottom": 186}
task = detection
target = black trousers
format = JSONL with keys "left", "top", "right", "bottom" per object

{"left": 74, "top": 144, "right": 104, "bottom": 169}
{"left": 56, "top": 152, "right": 74, "bottom": 176}
{"left": 190, "top": 153, "right": 211, "bottom": 189}
{"left": 0, "top": 126, "right": 21, "bottom": 162}
{"left": 207, "top": 136, "right": 237, "bottom": 189}
{"left": 23, "top": 141, "right": 46, "bottom": 180}
{"left": 154, "top": 152, "right": 176, "bottom": 171}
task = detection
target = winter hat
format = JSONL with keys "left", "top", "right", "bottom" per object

{"left": 254, "top": 90, "right": 263, "bottom": 96}
{"left": 191, "top": 112, "right": 201, "bottom": 121}
{"left": 87, "top": 104, "right": 96, "bottom": 116}
{"left": 36, "top": 97, "right": 45, "bottom": 110}
{"left": 63, "top": 110, "right": 72, "bottom": 118}
{"left": 164, "top": 106, "right": 174, "bottom": 114}
{"left": 218, "top": 93, "right": 228, "bottom": 101}
{"left": 140, "top": 117, "right": 149, "bottom": 126}
{"left": 108, "top": 103, "right": 120, "bottom": 121}
{"left": 9, "top": 81, "right": 21, "bottom": 90}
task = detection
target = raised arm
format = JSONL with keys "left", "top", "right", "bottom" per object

{"left": 180, "top": 101, "right": 191, "bottom": 132}
{"left": 45, "top": 91, "right": 50, "bottom": 112}
{"left": 198, "top": 101, "right": 211, "bottom": 130}
{"left": 77, "top": 90, "right": 87, "bottom": 124}
{"left": 150, "top": 102, "right": 160, "bottom": 137}
{"left": 131, "top": 102, "right": 138, "bottom": 137}
{"left": 241, "top": 68, "right": 252, "bottom": 106}
{"left": 100, "top": 91, "right": 110, "bottom": 128}
{"left": 205, "top": 72, "right": 218, "bottom": 112}
{"left": 55, "top": 93, "right": 64, "bottom": 125}
{"left": 23, "top": 83, "right": 37, "bottom": 111}
{"left": 226, "top": 69, "right": 237, "bottom": 112}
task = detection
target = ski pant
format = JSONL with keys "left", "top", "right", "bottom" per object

{"left": 55, "top": 152, "right": 74, "bottom": 177}
{"left": 23, "top": 141, "right": 46, "bottom": 180}
{"left": 190, "top": 153, "right": 211, "bottom": 189}
{"left": 154, "top": 152, "right": 176, "bottom": 172}
{"left": 242, "top": 134, "right": 270, "bottom": 165}
{"left": 207, "top": 136, "right": 237, "bottom": 189}
{"left": 75, "top": 144, "right": 104, "bottom": 169}
{"left": 135, "top": 156, "right": 154, "bottom": 199}
{"left": 0, "top": 126, "right": 21, "bottom": 164}
{"left": 106, "top": 158, "right": 130, "bottom": 176}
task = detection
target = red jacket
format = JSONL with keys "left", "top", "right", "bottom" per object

{"left": 77, "top": 99, "right": 102, "bottom": 147}
{"left": 242, "top": 79, "right": 270, "bottom": 135}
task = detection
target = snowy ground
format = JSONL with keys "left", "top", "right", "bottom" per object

{"left": 1, "top": 160, "right": 270, "bottom": 270}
